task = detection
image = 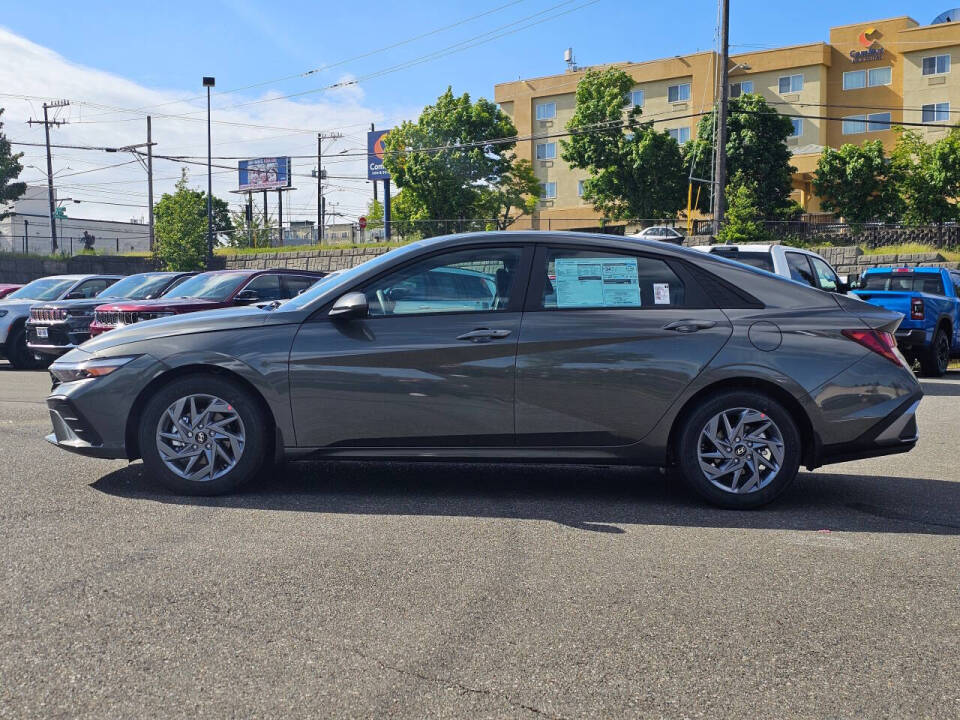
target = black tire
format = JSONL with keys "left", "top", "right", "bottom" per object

{"left": 6, "top": 325, "right": 44, "bottom": 370}
{"left": 918, "top": 326, "right": 950, "bottom": 378}
{"left": 676, "top": 390, "right": 801, "bottom": 510}
{"left": 138, "top": 374, "right": 268, "bottom": 496}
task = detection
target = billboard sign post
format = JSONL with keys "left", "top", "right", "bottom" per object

{"left": 238, "top": 157, "right": 292, "bottom": 192}
{"left": 367, "top": 130, "right": 391, "bottom": 181}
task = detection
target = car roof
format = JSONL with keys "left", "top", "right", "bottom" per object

{"left": 197, "top": 268, "right": 325, "bottom": 276}
{"left": 31, "top": 274, "right": 123, "bottom": 281}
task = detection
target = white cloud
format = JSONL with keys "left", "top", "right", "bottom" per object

{"left": 0, "top": 25, "right": 413, "bottom": 231}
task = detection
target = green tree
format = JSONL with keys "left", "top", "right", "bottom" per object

{"left": 685, "top": 94, "right": 799, "bottom": 219}
{"left": 716, "top": 172, "right": 766, "bottom": 243}
{"left": 890, "top": 127, "right": 960, "bottom": 225}
{"left": 813, "top": 140, "right": 901, "bottom": 227}
{"left": 561, "top": 67, "right": 685, "bottom": 220}
{"left": 475, "top": 157, "right": 540, "bottom": 230}
{"left": 153, "top": 168, "right": 233, "bottom": 269}
{"left": 0, "top": 108, "right": 26, "bottom": 220}
{"left": 229, "top": 207, "right": 274, "bottom": 248}
{"left": 382, "top": 87, "right": 518, "bottom": 237}
{"left": 366, "top": 198, "right": 384, "bottom": 230}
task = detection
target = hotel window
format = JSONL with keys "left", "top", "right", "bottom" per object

{"left": 629, "top": 90, "right": 644, "bottom": 107}
{"left": 535, "top": 102, "right": 557, "bottom": 120}
{"left": 667, "top": 126, "right": 691, "bottom": 144}
{"left": 922, "top": 54, "right": 951, "bottom": 76}
{"left": 668, "top": 83, "right": 691, "bottom": 102}
{"left": 922, "top": 102, "right": 950, "bottom": 123}
{"left": 868, "top": 67, "right": 892, "bottom": 86}
{"left": 778, "top": 74, "right": 803, "bottom": 93}
{"left": 842, "top": 115, "right": 867, "bottom": 135}
{"left": 535, "top": 142, "right": 557, "bottom": 160}
{"left": 540, "top": 182, "right": 556, "bottom": 199}
{"left": 577, "top": 180, "right": 585, "bottom": 197}
{"left": 729, "top": 80, "right": 753, "bottom": 98}
{"left": 789, "top": 118, "right": 802, "bottom": 137}
{"left": 867, "top": 112, "right": 891, "bottom": 130}
{"left": 843, "top": 70, "right": 866, "bottom": 90}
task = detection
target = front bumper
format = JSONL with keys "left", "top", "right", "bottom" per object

{"left": 26, "top": 321, "right": 89, "bottom": 356}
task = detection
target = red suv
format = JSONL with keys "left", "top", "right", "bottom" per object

{"left": 90, "top": 269, "right": 326, "bottom": 336}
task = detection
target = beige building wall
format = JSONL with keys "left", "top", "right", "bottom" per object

{"left": 902, "top": 44, "right": 960, "bottom": 142}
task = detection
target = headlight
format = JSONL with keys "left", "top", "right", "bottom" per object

{"left": 49, "top": 355, "right": 138, "bottom": 384}
{"left": 138, "top": 311, "right": 174, "bottom": 321}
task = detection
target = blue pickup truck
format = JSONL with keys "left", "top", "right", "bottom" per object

{"left": 852, "top": 266, "right": 960, "bottom": 377}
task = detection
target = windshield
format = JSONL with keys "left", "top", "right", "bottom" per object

{"left": 283, "top": 242, "right": 431, "bottom": 311}
{"left": 165, "top": 272, "right": 249, "bottom": 301}
{"left": 99, "top": 273, "right": 178, "bottom": 300}
{"left": 709, "top": 249, "right": 775, "bottom": 273}
{"left": 7, "top": 277, "right": 77, "bottom": 301}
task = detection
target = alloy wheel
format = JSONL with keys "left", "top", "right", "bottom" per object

{"left": 697, "top": 407, "right": 785, "bottom": 494}
{"left": 155, "top": 394, "right": 246, "bottom": 482}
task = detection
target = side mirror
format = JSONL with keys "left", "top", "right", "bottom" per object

{"left": 234, "top": 289, "right": 261, "bottom": 305}
{"left": 328, "top": 292, "right": 368, "bottom": 320}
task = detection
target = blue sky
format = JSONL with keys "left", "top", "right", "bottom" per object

{"left": 0, "top": 0, "right": 955, "bottom": 222}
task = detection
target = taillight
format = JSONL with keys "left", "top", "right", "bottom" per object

{"left": 842, "top": 329, "right": 905, "bottom": 367}
{"left": 910, "top": 298, "right": 924, "bottom": 321}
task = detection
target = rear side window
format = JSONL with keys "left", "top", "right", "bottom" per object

{"left": 785, "top": 253, "right": 816, "bottom": 287}
{"left": 708, "top": 249, "right": 774, "bottom": 272}
{"left": 281, "top": 275, "right": 317, "bottom": 298}
{"left": 540, "top": 249, "right": 685, "bottom": 309}
{"left": 243, "top": 273, "right": 283, "bottom": 301}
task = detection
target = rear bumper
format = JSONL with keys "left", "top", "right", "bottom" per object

{"left": 895, "top": 328, "right": 927, "bottom": 349}
{"left": 818, "top": 393, "right": 921, "bottom": 466}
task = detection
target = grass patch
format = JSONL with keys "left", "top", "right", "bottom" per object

{"left": 860, "top": 243, "right": 960, "bottom": 262}
{"left": 215, "top": 241, "right": 409, "bottom": 256}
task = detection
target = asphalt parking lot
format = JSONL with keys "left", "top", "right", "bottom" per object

{"left": 1, "top": 362, "right": 958, "bottom": 719}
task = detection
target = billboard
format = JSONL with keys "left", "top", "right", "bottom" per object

{"left": 238, "top": 157, "right": 292, "bottom": 191}
{"left": 367, "top": 130, "right": 391, "bottom": 181}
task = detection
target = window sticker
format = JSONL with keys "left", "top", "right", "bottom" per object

{"left": 653, "top": 283, "right": 671, "bottom": 305}
{"left": 554, "top": 257, "right": 641, "bottom": 307}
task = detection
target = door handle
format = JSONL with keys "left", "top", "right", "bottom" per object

{"left": 662, "top": 319, "right": 717, "bottom": 333}
{"left": 456, "top": 328, "right": 512, "bottom": 342}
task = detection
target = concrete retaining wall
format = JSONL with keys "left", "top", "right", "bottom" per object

{"left": 811, "top": 246, "right": 960, "bottom": 278}
{"left": 220, "top": 247, "right": 391, "bottom": 273}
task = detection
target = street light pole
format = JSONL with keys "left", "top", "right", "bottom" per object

{"left": 203, "top": 76, "right": 215, "bottom": 267}
{"left": 712, "top": 0, "right": 731, "bottom": 236}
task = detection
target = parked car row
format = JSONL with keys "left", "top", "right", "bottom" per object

{"left": 0, "top": 269, "right": 328, "bottom": 369}
{"left": 40, "top": 231, "right": 922, "bottom": 510}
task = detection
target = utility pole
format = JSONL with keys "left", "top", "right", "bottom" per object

{"left": 203, "top": 76, "right": 216, "bottom": 267}
{"left": 28, "top": 99, "right": 69, "bottom": 254}
{"left": 712, "top": 0, "right": 731, "bottom": 236}
{"left": 146, "top": 116, "right": 154, "bottom": 249}
{"left": 314, "top": 131, "right": 340, "bottom": 243}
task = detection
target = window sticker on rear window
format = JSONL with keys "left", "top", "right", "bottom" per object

{"left": 554, "top": 257, "right": 641, "bottom": 307}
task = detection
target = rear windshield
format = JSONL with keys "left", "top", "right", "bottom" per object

{"left": 707, "top": 249, "right": 775, "bottom": 273}
{"left": 862, "top": 272, "right": 945, "bottom": 295}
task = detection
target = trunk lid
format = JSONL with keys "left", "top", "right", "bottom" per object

{"left": 834, "top": 293, "right": 903, "bottom": 333}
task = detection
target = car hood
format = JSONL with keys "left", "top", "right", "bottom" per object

{"left": 80, "top": 304, "right": 295, "bottom": 353}
{"left": 0, "top": 299, "right": 40, "bottom": 313}
{"left": 93, "top": 297, "right": 227, "bottom": 313}
{"left": 31, "top": 298, "right": 112, "bottom": 312}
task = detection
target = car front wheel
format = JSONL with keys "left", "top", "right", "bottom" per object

{"left": 677, "top": 390, "right": 801, "bottom": 509}
{"left": 138, "top": 375, "right": 267, "bottom": 495}
{"left": 7, "top": 326, "right": 45, "bottom": 370}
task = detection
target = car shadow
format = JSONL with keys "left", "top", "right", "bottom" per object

{"left": 91, "top": 460, "right": 960, "bottom": 535}
{"left": 919, "top": 373, "right": 960, "bottom": 396}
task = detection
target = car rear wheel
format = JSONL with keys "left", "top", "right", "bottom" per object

{"left": 676, "top": 390, "right": 801, "bottom": 509}
{"left": 918, "top": 327, "right": 950, "bottom": 378}
{"left": 138, "top": 375, "right": 267, "bottom": 495}
{"left": 7, "top": 326, "right": 44, "bottom": 370}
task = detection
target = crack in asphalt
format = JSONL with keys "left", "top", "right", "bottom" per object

{"left": 351, "top": 647, "right": 570, "bottom": 720}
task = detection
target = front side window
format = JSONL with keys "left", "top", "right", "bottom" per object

{"left": 535, "top": 142, "right": 556, "bottom": 160}
{"left": 540, "top": 249, "right": 685, "bottom": 309}
{"left": 922, "top": 102, "right": 950, "bottom": 123}
{"left": 778, "top": 74, "right": 803, "bottom": 94}
{"left": 785, "top": 253, "right": 816, "bottom": 287}
{"left": 364, "top": 247, "right": 522, "bottom": 317}
{"left": 810, "top": 257, "right": 839, "bottom": 292}
{"left": 241, "top": 273, "right": 283, "bottom": 301}
{"left": 73, "top": 279, "right": 113, "bottom": 298}
{"left": 540, "top": 182, "right": 556, "bottom": 199}
{"left": 535, "top": 102, "right": 556, "bottom": 120}
{"left": 668, "top": 83, "right": 691, "bottom": 103}
{"left": 668, "top": 126, "right": 691, "bottom": 144}
{"left": 923, "top": 54, "right": 951, "bottom": 76}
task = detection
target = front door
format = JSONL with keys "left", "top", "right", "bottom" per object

{"left": 515, "top": 245, "right": 732, "bottom": 446}
{"left": 288, "top": 245, "right": 531, "bottom": 448}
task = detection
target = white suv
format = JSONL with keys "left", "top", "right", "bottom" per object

{"left": 690, "top": 244, "right": 849, "bottom": 294}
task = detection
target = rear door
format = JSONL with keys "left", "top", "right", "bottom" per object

{"left": 515, "top": 245, "right": 732, "bottom": 446}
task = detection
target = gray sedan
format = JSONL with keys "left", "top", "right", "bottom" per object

{"left": 45, "top": 232, "right": 922, "bottom": 509}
